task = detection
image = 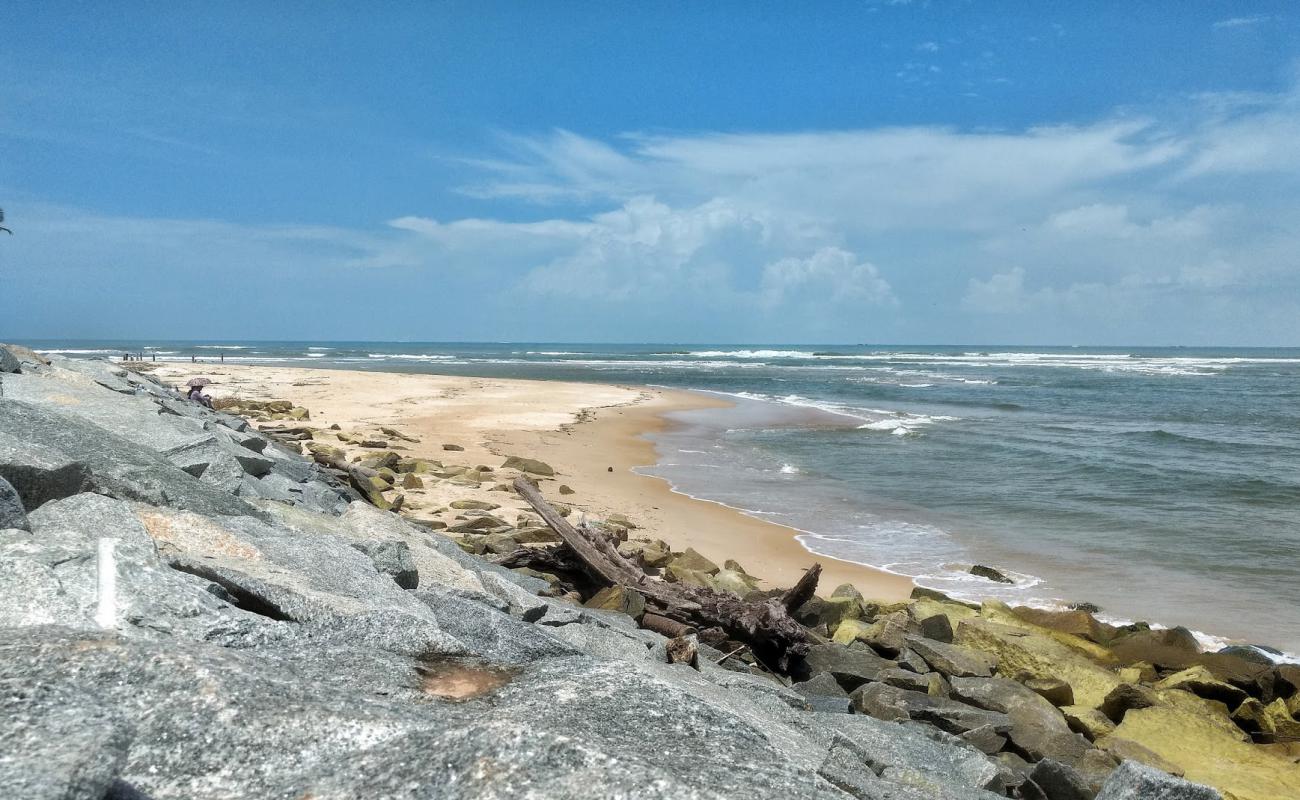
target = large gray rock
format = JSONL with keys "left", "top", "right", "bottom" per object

{"left": 478, "top": 570, "right": 548, "bottom": 622}
{"left": 18, "top": 493, "right": 278, "bottom": 640}
{"left": 0, "top": 680, "right": 134, "bottom": 799}
{"left": 0, "top": 475, "right": 29, "bottom": 531}
{"left": 48, "top": 356, "right": 139, "bottom": 393}
{"left": 412, "top": 586, "right": 579, "bottom": 665}
{"left": 1094, "top": 760, "right": 1221, "bottom": 799}
{"left": 795, "top": 671, "right": 852, "bottom": 713}
{"left": 1, "top": 370, "right": 210, "bottom": 452}
{"left": 0, "top": 345, "right": 20, "bottom": 373}
{"left": 349, "top": 539, "right": 419, "bottom": 589}
{"left": 0, "top": 398, "right": 260, "bottom": 518}
{"left": 1029, "top": 759, "right": 1094, "bottom": 800}
{"left": 851, "top": 683, "right": 1012, "bottom": 736}
{"left": 804, "top": 643, "right": 897, "bottom": 690}
{"left": 165, "top": 437, "right": 247, "bottom": 493}
{"left": 133, "top": 505, "right": 442, "bottom": 626}
{"left": 2, "top": 624, "right": 886, "bottom": 799}
{"left": 811, "top": 713, "right": 1004, "bottom": 793}
{"left": 949, "top": 676, "right": 1092, "bottom": 765}
{"left": 905, "top": 636, "right": 996, "bottom": 678}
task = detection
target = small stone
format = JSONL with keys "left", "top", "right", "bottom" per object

{"left": 449, "top": 499, "right": 500, "bottom": 511}
{"left": 442, "top": 443, "right": 464, "bottom": 451}
{"left": 501, "top": 455, "right": 554, "bottom": 476}
{"left": 558, "top": 485, "right": 575, "bottom": 495}
{"left": 400, "top": 473, "right": 423, "bottom": 490}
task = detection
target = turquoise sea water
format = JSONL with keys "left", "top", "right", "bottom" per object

{"left": 24, "top": 340, "right": 1300, "bottom": 656}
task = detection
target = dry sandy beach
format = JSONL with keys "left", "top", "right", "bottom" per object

{"left": 153, "top": 363, "right": 914, "bottom": 601}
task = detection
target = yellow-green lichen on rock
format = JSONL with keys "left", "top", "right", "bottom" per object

{"left": 1111, "top": 703, "right": 1300, "bottom": 800}
{"left": 979, "top": 600, "right": 1118, "bottom": 665}
{"left": 831, "top": 618, "right": 874, "bottom": 646}
{"left": 955, "top": 618, "right": 1122, "bottom": 708}
{"left": 908, "top": 596, "right": 978, "bottom": 631}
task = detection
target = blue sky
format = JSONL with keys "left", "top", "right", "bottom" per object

{"left": 3, "top": 2, "right": 1299, "bottom": 344}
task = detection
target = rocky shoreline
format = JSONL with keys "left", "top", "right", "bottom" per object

{"left": 1, "top": 348, "right": 1297, "bottom": 799}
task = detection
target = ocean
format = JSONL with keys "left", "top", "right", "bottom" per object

{"left": 24, "top": 340, "right": 1300, "bottom": 656}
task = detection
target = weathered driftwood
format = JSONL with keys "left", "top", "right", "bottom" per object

{"left": 640, "top": 613, "right": 696, "bottom": 639}
{"left": 781, "top": 563, "right": 821, "bottom": 612}
{"left": 512, "top": 477, "right": 816, "bottom": 671}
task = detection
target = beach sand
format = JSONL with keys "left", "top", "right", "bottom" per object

{"left": 153, "top": 363, "right": 913, "bottom": 601}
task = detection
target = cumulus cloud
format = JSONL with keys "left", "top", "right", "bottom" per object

{"left": 11, "top": 75, "right": 1300, "bottom": 343}
{"left": 759, "top": 247, "right": 895, "bottom": 309}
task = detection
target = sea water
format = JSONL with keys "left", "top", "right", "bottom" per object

{"left": 29, "top": 341, "right": 1300, "bottom": 655}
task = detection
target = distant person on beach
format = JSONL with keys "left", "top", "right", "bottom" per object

{"left": 187, "top": 384, "right": 213, "bottom": 408}
{"left": 185, "top": 378, "right": 215, "bottom": 409}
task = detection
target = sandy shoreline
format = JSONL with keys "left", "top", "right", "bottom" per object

{"left": 151, "top": 363, "right": 913, "bottom": 601}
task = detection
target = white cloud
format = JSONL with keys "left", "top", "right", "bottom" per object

{"left": 12, "top": 74, "right": 1300, "bottom": 343}
{"left": 1213, "top": 16, "right": 1269, "bottom": 30}
{"left": 759, "top": 247, "right": 896, "bottom": 309}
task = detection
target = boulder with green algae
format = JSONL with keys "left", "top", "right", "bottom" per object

{"left": 905, "top": 635, "right": 996, "bottom": 678}
{"left": 723, "top": 559, "right": 752, "bottom": 575}
{"left": 1109, "top": 626, "right": 1203, "bottom": 669}
{"left": 1110, "top": 702, "right": 1300, "bottom": 800}
{"left": 1023, "top": 676, "right": 1075, "bottom": 707}
{"left": 616, "top": 539, "right": 671, "bottom": 568}
{"left": 980, "top": 600, "right": 1118, "bottom": 665}
{"left": 512, "top": 527, "right": 560, "bottom": 544}
{"left": 663, "top": 564, "right": 714, "bottom": 589}
{"left": 809, "top": 596, "right": 865, "bottom": 633}
{"left": 604, "top": 512, "right": 637, "bottom": 529}
{"left": 1119, "top": 663, "right": 1158, "bottom": 684}
{"left": 1099, "top": 683, "right": 1160, "bottom": 723}
{"left": 500, "top": 455, "right": 554, "bottom": 476}
{"left": 1061, "top": 705, "right": 1116, "bottom": 741}
{"left": 858, "top": 612, "right": 912, "bottom": 657}
{"left": 584, "top": 585, "right": 646, "bottom": 619}
{"left": 449, "top": 499, "right": 500, "bottom": 511}
{"left": 1096, "top": 735, "right": 1186, "bottom": 776}
{"left": 910, "top": 585, "right": 980, "bottom": 609}
{"left": 1010, "top": 605, "right": 1121, "bottom": 645}
{"left": 711, "top": 568, "right": 759, "bottom": 597}
{"left": 956, "top": 618, "right": 1122, "bottom": 709}
{"left": 832, "top": 619, "right": 874, "bottom": 646}
{"left": 1156, "top": 665, "right": 1250, "bottom": 707}
{"left": 400, "top": 473, "right": 423, "bottom": 489}
{"left": 668, "top": 547, "right": 719, "bottom": 575}
{"left": 830, "top": 583, "right": 864, "bottom": 602}
{"left": 909, "top": 596, "right": 978, "bottom": 631}
{"left": 1261, "top": 698, "right": 1300, "bottom": 740}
